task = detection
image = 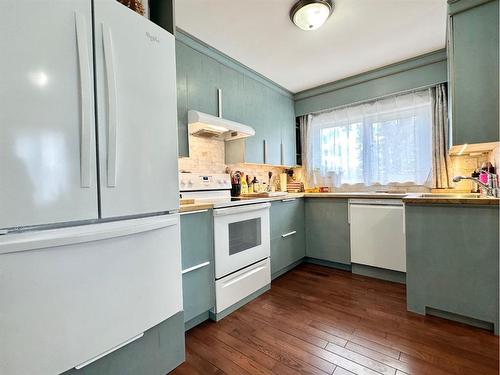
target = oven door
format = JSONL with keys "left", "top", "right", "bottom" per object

{"left": 213, "top": 202, "right": 270, "bottom": 279}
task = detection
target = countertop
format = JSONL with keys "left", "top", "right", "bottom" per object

{"left": 178, "top": 192, "right": 500, "bottom": 212}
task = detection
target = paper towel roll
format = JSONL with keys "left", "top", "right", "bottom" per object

{"left": 280, "top": 173, "right": 287, "bottom": 192}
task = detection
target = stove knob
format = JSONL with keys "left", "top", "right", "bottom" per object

{"left": 180, "top": 180, "right": 186, "bottom": 187}
{"left": 187, "top": 180, "right": 193, "bottom": 187}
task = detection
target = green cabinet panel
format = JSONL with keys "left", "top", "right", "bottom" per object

{"left": 182, "top": 263, "right": 215, "bottom": 322}
{"left": 280, "top": 95, "right": 297, "bottom": 166}
{"left": 264, "top": 89, "right": 284, "bottom": 166}
{"left": 305, "top": 198, "right": 350, "bottom": 265}
{"left": 449, "top": 0, "right": 499, "bottom": 145}
{"left": 271, "top": 232, "right": 305, "bottom": 277}
{"left": 175, "top": 41, "right": 189, "bottom": 157}
{"left": 219, "top": 64, "right": 245, "bottom": 123}
{"left": 270, "top": 198, "right": 304, "bottom": 240}
{"left": 243, "top": 75, "right": 266, "bottom": 164}
{"left": 270, "top": 199, "right": 306, "bottom": 277}
{"left": 180, "top": 210, "right": 213, "bottom": 270}
{"left": 180, "top": 210, "right": 215, "bottom": 326}
{"left": 406, "top": 204, "right": 499, "bottom": 333}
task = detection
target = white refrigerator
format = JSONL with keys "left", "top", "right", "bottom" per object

{"left": 0, "top": 1, "right": 182, "bottom": 375}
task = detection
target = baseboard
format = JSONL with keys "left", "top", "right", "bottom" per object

{"left": 426, "top": 307, "right": 496, "bottom": 334}
{"left": 272, "top": 259, "right": 304, "bottom": 280}
{"left": 352, "top": 263, "right": 406, "bottom": 284}
{"left": 209, "top": 284, "right": 271, "bottom": 322}
{"left": 185, "top": 311, "right": 210, "bottom": 332}
{"left": 303, "top": 257, "right": 352, "bottom": 271}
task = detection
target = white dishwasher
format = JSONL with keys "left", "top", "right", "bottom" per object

{"left": 349, "top": 199, "right": 406, "bottom": 272}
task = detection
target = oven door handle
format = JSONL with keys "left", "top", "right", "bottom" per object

{"left": 213, "top": 202, "right": 271, "bottom": 217}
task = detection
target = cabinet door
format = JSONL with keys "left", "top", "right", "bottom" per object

{"left": 281, "top": 96, "right": 297, "bottom": 166}
{"left": 187, "top": 51, "right": 219, "bottom": 116}
{"left": 450, "top": 0, "right": 499, "bottom": 145}
{"left": 243, "top": 76, "right": 266, "bottom": 164}
{"left": 264, "top": 89, "right": 283, "bottom": 165}
{"left": 270, "top": 199, "right": 304, "bottom": 240}
{"left": 0, "top": 0, "right": 98, "bottom": 229}
{"left": 175, "top": 41, "right": 190, "bottom": 157}
{"left": 305, "top": 199, "right": 350, "bottom": 264}
{"left": 219, "top": 65, "right": 245, "bottom": 123}
{"left": 180, "top": 210, "right": 213, "bottom": 270}
{"left": 271, "top": 230, "right": 305, "bottom": 277}
{"left": 182, "top": 262, "right": 215, "bottom": 322}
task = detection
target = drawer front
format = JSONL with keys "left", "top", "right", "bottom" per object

{"left": 182, "top": 261, "right": 215, "bottom": 322}
{"left": 270, "top": 199, "right": 304, "bottom": 240}
{"left": 271, "top": 230, "right": 305, "bottom": 275}
{"left": 180, "top": 210, "right": 213, "bottom": 269}
{"left": 215, "top": 258, "right": 270, "bottom": 313}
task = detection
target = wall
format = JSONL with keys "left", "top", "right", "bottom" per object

{"left": 294, "top": 49, "right": 447, "bottom": 116}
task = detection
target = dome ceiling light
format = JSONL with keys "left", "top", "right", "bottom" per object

{"left": 290, "top": 0, "right": 334, "bottom": 31}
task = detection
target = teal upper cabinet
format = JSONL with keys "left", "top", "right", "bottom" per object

{"left": 175, "top": 32, "right": 296, "bottom": 164}
{"left": 449, "top": 0, "right": 499, "bottom": 145}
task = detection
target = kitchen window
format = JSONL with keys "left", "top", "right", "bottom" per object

{"left": 307, "top": 89, "right": 432, "bottom": 187}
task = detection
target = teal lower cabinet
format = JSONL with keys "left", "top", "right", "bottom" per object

{"left": 304, "top": 198, "right": 351, "bottom": 267}
{"left": 270, "top": 198, "right": 306, "bottom": 279}
{"left": 60, "top": 312, "right": 185, "bottom": 375}
{"left": 180, "top": 210, "right": 215, "bottom": 330}
{"left": 182, "top": 262, "right": 215, "bottom": 330}
{"left": 405, "top": 204, "right": 499, "bottom": 334}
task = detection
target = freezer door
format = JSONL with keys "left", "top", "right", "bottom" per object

{"left": 0, "top": 215, "right": 182, "bottom": 375}
{"left": 0, "top": 0, "right": 98, "bottom": 229}
{"left": 94, "top": 0, "right": 179, "bottom": 218}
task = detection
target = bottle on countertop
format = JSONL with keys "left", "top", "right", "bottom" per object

{"left": 471, "top": 169, "right": 480, "bottom": 193}
{"left": 240, "top": 172, "right": 248, "bottom": 194}
{"left": 247, "top": 175, "right": 253, "bottom": 194}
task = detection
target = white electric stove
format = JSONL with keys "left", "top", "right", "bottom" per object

{"left": 179, "top": 173, "right": 271, "bottom": 316}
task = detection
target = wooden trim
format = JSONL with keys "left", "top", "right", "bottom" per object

{"left": 175, "top": 28, "right": 293, "bottom": 98}
{"left": 448, "top": 0, "right": 497, "bottom": 16}
{"left": 294, "top": 49, "right": 447, "bottom": 101}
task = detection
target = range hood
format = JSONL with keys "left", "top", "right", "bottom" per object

{"left": 188, "top": 110, "right": 255, "bottom": 141}
{"left": 187, "top": 88, "right": 255, "bottom": 141}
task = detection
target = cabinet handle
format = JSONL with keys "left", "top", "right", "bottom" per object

{"left": 281, "top": 231, "right": 297, "bottom": 238}
{"left": 281, "top": 198, "right": 296, "bottom": 202}
{"left": 182, "top": 261, "right": 210, "bottom": 274}
{"left": 180, "top": 209, "right": 209, "bottom": 216}
{"left": 263, "top": 139, "right": 267, "bottom": 164}
{"left": 280, "top": 143, "right": 284, "bottom": 165}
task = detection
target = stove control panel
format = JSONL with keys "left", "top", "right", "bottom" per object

{"left": 179, "top": 173, "right": 232, "bottom": 191}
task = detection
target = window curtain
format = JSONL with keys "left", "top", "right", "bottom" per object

{"left": 431, "top": 83, "right": 451, "bottom": 188}
{"left": 306, "top": 89, "right": 433, "bottom": 187}
{"left": 299, "top": 114, "right": 314, "bottom": 188}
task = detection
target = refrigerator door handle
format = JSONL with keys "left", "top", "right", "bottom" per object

{"left": 75, "top": 12, "right": 92, "bottom": 188}
{"left": 102, "top": 23, "right": 118, "bottom": 187}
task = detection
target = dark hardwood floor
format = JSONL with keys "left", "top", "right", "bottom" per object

{"left": 171, "top": 263, "right": 499, "bottom": 375}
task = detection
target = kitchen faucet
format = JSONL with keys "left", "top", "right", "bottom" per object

{"left": 453, "top": 173, "right": 498, "bottom": 197}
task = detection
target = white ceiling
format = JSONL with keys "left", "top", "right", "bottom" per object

{"left": 175, "top": 0, "right": 447, "bottom": 93}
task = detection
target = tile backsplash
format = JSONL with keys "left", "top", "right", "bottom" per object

{"left": 178, "top": 136, "right": 288, "bottom": 189}
{"left": 449, "top": 145, "right": 499, "bottom": 191}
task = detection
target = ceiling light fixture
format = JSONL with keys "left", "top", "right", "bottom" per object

{"left": 290, "top": 0, "right": 333, "bottom": 31}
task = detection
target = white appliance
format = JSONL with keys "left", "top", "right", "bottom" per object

{"left": 179, "top": 173, "right": 271, "bottom": 315}
{"left": 349, "top": 199, "right": 406, "bottom": 272}
{"left": 188, "top": 110, "right": 255, "bottom": 140}
{"left": 0, "top": 2, "right": 181, "bottom": 375}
